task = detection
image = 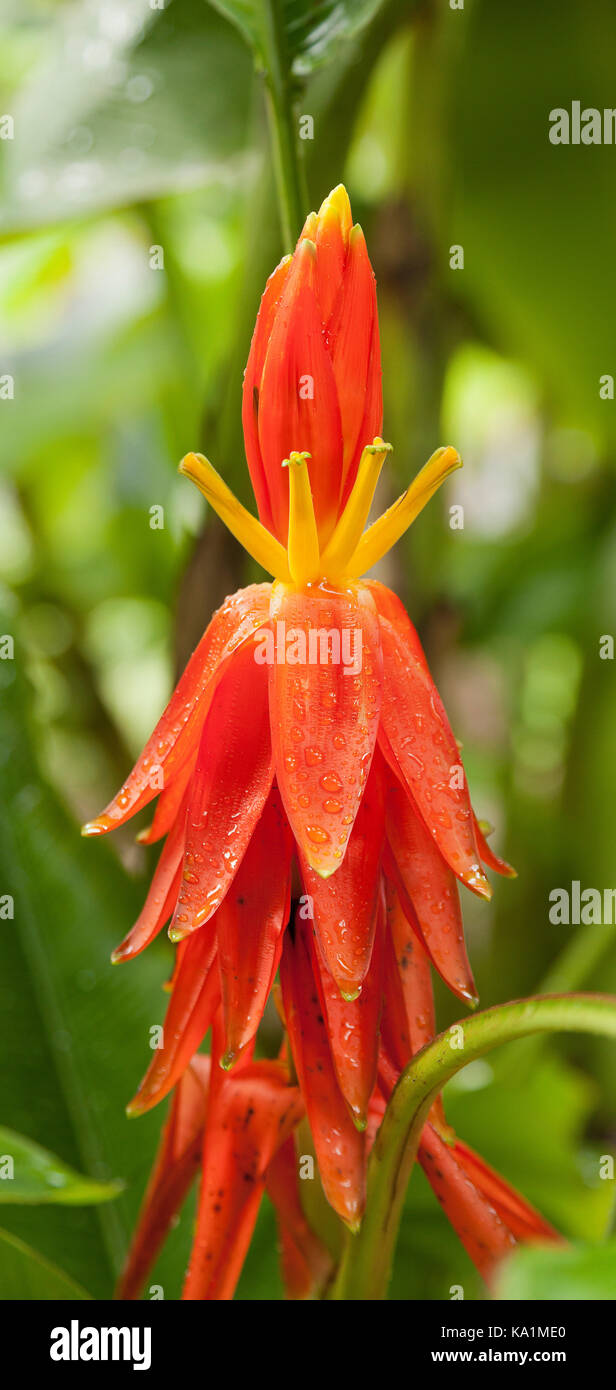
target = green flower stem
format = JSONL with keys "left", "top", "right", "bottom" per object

{"left": 261, "top": 0, "right": 308, "bottom": 250}
{"left": 331, "top": 992, "right": 616, "bottom": 1301}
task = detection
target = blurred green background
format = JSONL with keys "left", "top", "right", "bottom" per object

{"left": 1, "top": 0, "right": 615, "bottom": 1300}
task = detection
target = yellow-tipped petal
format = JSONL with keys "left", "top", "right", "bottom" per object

{"left": 284, "top": 450, "right": 321, "bottom": 584}
{"left": 320, "top": 438, "right": 392, "bottom": 579}
{"left": 178, "top": 452, "right": 291, "bottom": 581}
{"left": 346, "top": 446, "right": 462, "bottom": 579}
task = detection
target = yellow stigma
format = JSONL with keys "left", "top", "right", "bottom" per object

{"left": 178, "top": 440, "right": 461, "bottom": 585}
{"left": 284, "top": 451, "right": 320, "bottom": 584}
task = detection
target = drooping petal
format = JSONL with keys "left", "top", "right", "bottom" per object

{"left": 280, "top": 911, "right": 366, "bottom": 1229}
{"left": 315, "top": 882, "right": 385, "bottom": 1127}
{"left": 128, "top": 929, "right": 220, "bottom": 1116}
{"left": 265, "top": 1136, "right": 333, "bottom": 1299}
{"left": 257, "top": 239, "right": 343, "bottom": 544}
{"left": 300, "top": 747, "right": 385, "bottom": 995}
{"left": 242, "top": 255, "right": 292, "bottom": 537}
{"left": 111, "top": 793, "right": 188, "bottom": 964}
{"left": 418, "top": 1123, "right": 516, "bottom": 1283}
{"left": 451, "top": 1139, "right": 561, "bottom": 1246}
{"left": 116, "top": 1058, "right": 210, "bottom": 1300}
{"left": 182, "top": 1055, "right": 303, "bottom": 1301}
{"left": 170, "top": 634, "right": 275, "bottom": 941}
{"left": 137, "top": 753, "right": 196, "bottom": 846}
{"left": 385, "top": 879, "right": 436, "bottom": 1054}
{"left": 385, "top": 781, "right": 477, "bottom": 1004}
{"left": 375, "top": 601, "right": 490, "bottom": 899}
{"left": 473, "top": 814, "right": 517, "bottom": 879}
{"left": 329, "top": 226, "right": 379, "bottom": 492}
{"left": 269, "top": 580, "right": 382, "bottom": 879}
{"left": 83, "top": 585, "right": 271, "bottom": 835}
{"left": 216, "top": 787, "right": 293, "bottom": 1064}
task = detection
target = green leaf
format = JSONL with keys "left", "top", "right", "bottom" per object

{"left": 0, "top": 1127, "right": 123, "bottom": 1206}
{"left": 211, "top": 0, "right": 390, "bottom": 76}
{"left": 0, "top": 0, "right": 255, "bottom": 230}
{"left": 496, "top": 1237, "right": 616, "bottom": 1302}
{"left": 0, "top": 1228, "right": 91, "bottom": 1300}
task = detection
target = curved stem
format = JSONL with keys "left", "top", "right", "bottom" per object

{"left": 261, "top": 0, "right": 308, "bottom": 249}
{"left": 331, "top": 992, "right": 616, "bottom": 1300}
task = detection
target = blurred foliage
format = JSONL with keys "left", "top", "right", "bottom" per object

{"left": 0, "top": 0, "right": 615, "bottom": 1298}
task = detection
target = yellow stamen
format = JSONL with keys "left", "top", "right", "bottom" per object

{"left": 320, "top": 438, "right": 392, "bottom": 580}
{"left": 345, "top": 446, "right": 462, "bottom": 579}
{"left": 284, "top": 451, "right": 321, "bottom": 585}
{"left": 178, "top": 452, "right": 291, "bottom": 582}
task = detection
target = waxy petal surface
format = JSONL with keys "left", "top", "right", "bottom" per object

{"left": 269, "top": 581, "right": 382, "bottom": 878}
{"left": 128, "top": 929, "right": 219, "bottom": 1115}
{"left": 258, "top": 241, "right": 343, "bottom": 543}
{"left": 419, "top": 1123, "right": 516, "bottom": 1283}
{"left": 116, "top": 1059, "right": 209, "bottom": 1300}
{"left": 280, "top": 913, "right": 366, "bottom": 1229}
{"left": 316, "top": 885, "right": 385, "bottom": 1126}
{"left": 217, "top": 787, "right": 293, "bottom": 1062}
{"left": 242, "top": 255, "right": 292, "bottom": 536}
{"left": 377, "top": 608, "right": 490, "bottom": 898}
{"left": 112, "top": 794, "right": 188, "bottom": 963}
{"left": 170, "top": 635, "right": 274, "bottom": 940}
{"left": 386, "top": 781, "right": 477, "bottom": 1004}
{"left": 300, "top": 750, "right": 385, "bottom": 995}
{"left": 183, "top": 1059, "right": 303, "bottom": 1301}
{"left": 84, "top": 585, "right": 271, "bottom": 834}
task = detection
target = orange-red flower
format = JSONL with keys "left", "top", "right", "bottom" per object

{"left": 84, "top": 185, "right": 552, "bottom": 1300}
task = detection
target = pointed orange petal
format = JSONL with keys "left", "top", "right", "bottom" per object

{"left": 385, "top": 879, "right": 436, "bottom": 1054}
{"left": 112, "top": 794, "right": 188, "bottom": 964}
{"left": 452, "top": 1139, "right": 561, "bottom": 1246}
{"left": 385, "top": 781, "right": 477, "bottom": 1005}
{"left": 269, "top": 581, "right": 382, "bottom": 879}
{"left": 116, "top": 1059, "right": 209, "bottom": 1300}
{"left": 314, "top": 184, "right": 352, "bottom": 324}
{"left": 265, "top": 1137, "right": 333, "bottom": 1299}
{"left": 300, "top": 748, "right": 385, "bottom": 995}
{"left": 182, "top": 1059, "right": 303, "bottom": 1300}
{"left": 170, "top": 635, "right": 274, "bottom": 940}
{"left": 329, "top": 226, "right": 380, "bottom": 490}
{"left": 419, "top": 1123, "right": 517, "bottom": 1284}
{"left": 83, "top": 585, "right": 271, "bottom": 836}
{"left": 128, "top": 929, "right": 219, "bottom": 1115}
{"left": 217, "top": 787, "right": 293, "bottom": 1062}
{"left": 473, "top": 814, "right": 517, "bottom": 878}
{"left": 315, "top": 882, "right": 385, "bottom": 1127}
{"left": 242, "top": 255, "right": 292, "bottom": 537}
{"left": 375, "top": 604, "right": 490, "bottom": 899}
{"left": 258, "top": 240, "right": 343, "bottom": 543}
{"left": 280, "top": 911, "right": 366, "bottom": 1229}
{"left": 137, "top": 753, "right": 196, "bottom": 846}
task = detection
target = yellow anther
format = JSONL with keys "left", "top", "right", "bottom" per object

{"left": 284, "top": 451, "right": 321, "bottom": 585}
{"left": 178, "top": 452, "right": 291, "bottom": 582}
{"left": 320, "top": 438, "right": 392, "bottom": 580}
{"left": 345, "top": 446, "right": 462, "bottom": 579}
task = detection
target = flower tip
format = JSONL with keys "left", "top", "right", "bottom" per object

{"left": 220, "top": 1050, "right": 236, "bottom": 1071}
{"left": 135, "top": 827, "right": 152, "bottom": 844}
{"left": 125, "top": 1098, "right": 144, "bottom": 1119}
{"left": 352, "top": 1113, "right": 368, "bottom": 1133}
{"left": 81, "top": 818, "right": 109, "bottom": 837}
{"left": 340, "top": 985, "right": 361, "bottom": 1003}
{"left": 342, "top": 1214, "right": 363, "bottom": 1236}
{"left": 168, "top": 924, "right": 188, "bottom": 943}
{"left": 317, "top": 184, "right": 352, "bottom": 237}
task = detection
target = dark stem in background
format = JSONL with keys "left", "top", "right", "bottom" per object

{"left": 261, "top": 0, "right": 308, "bottom": 250}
